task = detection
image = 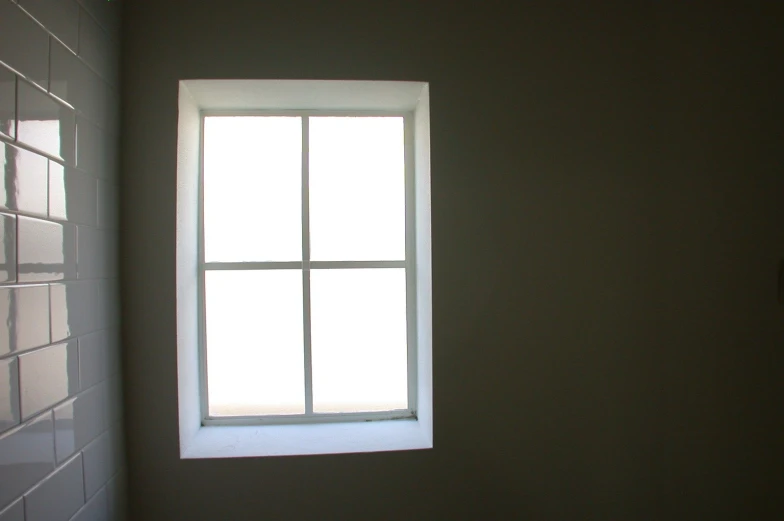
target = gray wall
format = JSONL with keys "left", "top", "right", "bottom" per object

{"left": 121, "top": 2, "right": 783, "bottom": 519}
{"left": 0, "top": 0, "right": 126, "bottom": 519}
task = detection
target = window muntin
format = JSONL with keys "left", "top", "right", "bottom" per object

{"left": 200, "top": 114, "right": 415, "bottom": 424}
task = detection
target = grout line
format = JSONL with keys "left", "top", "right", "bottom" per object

{"left": 0, "top": 127, "right": 70, "bottom": 166}
{"left": 48, "top": 283, "right": 54, "bottom": 348}
{"left": 51, "top": 409, "right": 58, "bottom": 464}
{"left": 23, "top": 452, "right": 83, "bottom": 497}
{"left": 76, "top": 3, "right": 82, "bottom": 57}
{"left": 76, "top": 0, "right": 119, "bottom": 44}
{"left": 75, "top": 325, "right": 81, "bottom": 393}
{"left": 0, "top": 271, "right": 120, "bottom": 287}
{"left": 14, "top": 204, "right": 19, "bottom": 285}
{"left": 12, "top": 73, "right": 18, "bottom": 139}
{"left": 81, "top": 450, "right": 88, "bottom": 502}
{"left": 2, "top": 51, "right": 118, "bottom": 138}
{"left": 0, "top": 323, "right": 119, "bottom": 362}
{"left": 0, "top": 107, "right": 118, "bottom": 176}
{"left": 47, "top": 36, "right": 52, "bottom": 92}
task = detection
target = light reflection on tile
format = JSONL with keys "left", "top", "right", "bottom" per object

{"left": 0, "top": 142, "right": 48, "bottom": 217}
{"left": 0, "top": 213, "right": 16, "bottom": 283}
{"left": 0, "top": 285, "right": 50, "bottom": 357}
{"left": 17, "top": 80, "right": 75, "bottom": 163}
{"left": 17, "top": 216, "right": 77, "bottom": 282}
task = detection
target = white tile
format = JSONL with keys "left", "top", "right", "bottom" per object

{"left": 76, "top": 0, "right": 120, "bottom": 39}
{"left": 24, "top": 454, "right": 84, "bottom": 521}
{"left": 77, "top": 226, "right": 110, "bottom": 280}
{"left": 96, "top": 279, "right": 119, "bottom": 330}
{"left": 0, "top": 498, "right": 23, "bottom": 521}
{"left": 49, "top": 41, "right": 112, "bottom": 128}
{"left": 53, "top": 385, "right": 104, "bottom": 463}
{"left": 0, "top": 66, "right": 15, "bottom": 139}
{"left": 96, "top": 180, "right": 117, "bottom": 230}
{"left": 82, "top": 429, "right": 116, "bottom": 499}
{"left": 49, "top": 164, "right": 98, "bottom": 225}
{"left": 16, "top": 81, "right": 76, "bottom": 164}
{"left": 104, "top": 328, "right": 120, "bottom": 378}
{"left": 76, "top": 116, "right": 117, "bottom": 180}
{"left": 18, "top": 0, "right": 80, "bottom": 53}
{"left": 78, "top": 329, "right": 110, "bottom": 389}
{"left": 50, "top": 280, "right": 100, "bottom": 342}
{"left": 0, "top": 413, "right": 55, "bottom": 510}
{"left": 104, "top": 472, "right": 125, "bottom": 521}
{"left": 19, "top": 341, "right": 78, "bottom": 419}
{"left": 70, "top": 487, "right": 107, "bottom": 521}
{"left": 17, "top": 216, "right": 78, "bottom": 282}
{"left": 0, "top": 142, "right": 49, "bottom": 217}
{"left": 77, "top": 8, "right": 118, "bottom": 87}
{"left": 0, "top": 358, "right": 20, "bottom": 434}
{"left": 0, "top": 1, "right": 49, "bottom": 88}
{"left": 0, "top": 285, "right": 50, "bottom": 357}
{"left": 103, "top": 377, "right": 121, "bottom": 424}
{"left": 0, "top": 213, "right": 16, "bottom": 283}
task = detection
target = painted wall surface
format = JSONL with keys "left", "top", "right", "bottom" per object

{"left": 121, "top": 2, "right": 783, "bottom": 520}
{"left": 0, "top": 0, "right": 126, "bottom": 519}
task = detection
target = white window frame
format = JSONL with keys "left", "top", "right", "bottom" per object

{"left": 198, "top": 109, "right": 418, "bottom": 426}
{"left": 176, "top": 80, "right": 432, "bottom": 458}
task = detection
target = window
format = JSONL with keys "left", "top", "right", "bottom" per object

{"left": 177, "top": 80, "right": 431, "bottom": 457}
{"left": 201, "top": 114, "right": 414, "bottom": 423}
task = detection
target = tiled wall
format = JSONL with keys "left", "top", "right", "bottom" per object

{"left": 0, "top": 0, "right": 125, "bottom": 519}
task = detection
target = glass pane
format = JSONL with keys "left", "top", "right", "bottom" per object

{"left": 205, "top": 270, "right": 304, "bottom": 416}
{"left": 310, "top": 268, "right": 408, "bottom": 413}
{"left": 309, "top": 117, "right": 405, "bottom": 261}
{"left": 203, "top": 117, "right": 301, "bottom": 262}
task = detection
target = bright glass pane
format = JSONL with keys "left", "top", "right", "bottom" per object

{"left": 310, "top": 269, "right": 408, "bottom": 413}
{"left": 309, "top": 117, "right": 405, "bottom": 261}
{"left": 205, "top": 270, "right": 304, "bottom": 416}
{"left": 203, "top": 117, "right": 301, "bottom": 262}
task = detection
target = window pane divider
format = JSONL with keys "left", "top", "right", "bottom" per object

{"left": 201, "top": 260, "right": 406, "bottom": 271}
{"left": 301, "top": 116, "right": 314, "bottom": 415}
{"left": 202, "top": 261, "right": 303, "bottom": 270}
{"left": 310, "top": 260, "right": 405, "bottom": 269}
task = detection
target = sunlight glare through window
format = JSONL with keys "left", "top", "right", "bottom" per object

{"left": 203, "top": 115, "right": 409, "bottom": 419}
{"left": 309, "top": 117, "right": 405, "bottom": 261}
{"left": 203, "top": 117, "right": 301, "bottom": 262}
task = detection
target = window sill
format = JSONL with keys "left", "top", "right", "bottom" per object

{"left": 182, "top": 418, "right": 432, "bottom": 459}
